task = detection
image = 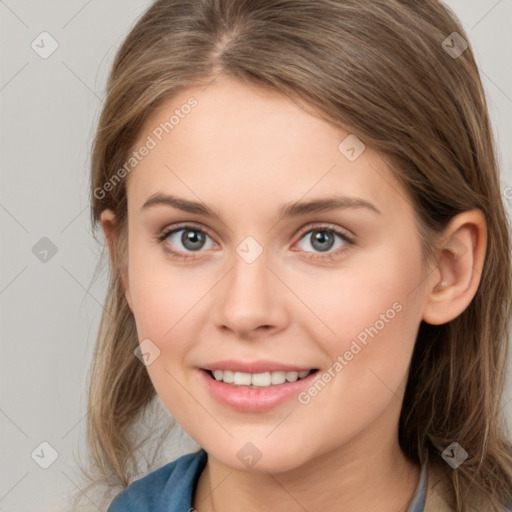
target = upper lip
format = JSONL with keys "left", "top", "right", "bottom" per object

{"left": 201, "top": 360, "right": 316, "bottom": 373}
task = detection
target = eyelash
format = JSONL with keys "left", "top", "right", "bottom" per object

{"left": 156, "top": 222, "right": 355, "bottom": 262}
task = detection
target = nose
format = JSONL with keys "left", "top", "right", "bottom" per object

{"left": 211, "top": 248, "right": 289, "bottom": 339}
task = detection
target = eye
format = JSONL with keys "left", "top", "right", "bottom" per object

{"left": 158, "top": 224, "right": 216, "bottom": 260}
{"left": 294, "top": 224, "right": 354, "bottom": 261}
{"left": 157, "top": 223, "right": 355, "bottom": 262}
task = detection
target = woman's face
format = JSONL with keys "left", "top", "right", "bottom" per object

{"left": 111, "top": 75, "right": 432, "bottom": 472}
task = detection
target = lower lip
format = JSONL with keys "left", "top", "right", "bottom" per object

{"left": 200, "top": 369, "right": 317, "bottom": 412}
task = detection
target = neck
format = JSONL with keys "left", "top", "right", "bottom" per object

{"left": 193, "top": 430, "right": 421, "bottom": 512}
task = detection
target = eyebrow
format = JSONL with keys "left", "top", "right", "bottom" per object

{"left": 140, "top": 193, "right": 381, "bottom": 218}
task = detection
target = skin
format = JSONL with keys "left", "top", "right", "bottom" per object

{"left": 100, "top": 75, "right": 487, "bottom": 512}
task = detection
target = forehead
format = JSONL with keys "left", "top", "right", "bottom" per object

{"left": 126, "top": 76, "right": 410, "bottom": 220}
{"left": 135, "top": 76, "right": 344, "bottom": 163}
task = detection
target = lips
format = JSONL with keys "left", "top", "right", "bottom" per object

{"left": 199, "top": 360, "right": 319, "bottom": 411}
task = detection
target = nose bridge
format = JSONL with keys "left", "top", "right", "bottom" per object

{"left": 211, "top": 238, "right": 286, "bottom": 334}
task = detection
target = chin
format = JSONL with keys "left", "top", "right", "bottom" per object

{"left": 203, "top": 436, "right": 319, "bottom": 474}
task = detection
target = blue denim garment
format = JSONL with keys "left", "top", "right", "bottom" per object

{"left": 108, "top": 450, "right": 207, "bottom": 512}
{"left": 107, "top": 448, "right": 512, "bottom": 512}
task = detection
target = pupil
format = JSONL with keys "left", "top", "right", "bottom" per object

{"left": 312, "top": 231, "right": 333, "bottom": 252}
{"left": 183, "top": 229, "right": 205, "bottom": 250}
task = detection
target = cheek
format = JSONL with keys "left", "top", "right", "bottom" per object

{"left": 127, "top": 232, "right": 205, "bottom": 337}
{"left": 126, "top": 255, "right": 208, "bottom": 422}
{"left": 297, "top": 242, "right": 425, "bottom": 413}
{"left": 125, "top": 247, "right": 210, "bottom": 412}
{"left": 301, "top": 243, "right": 423, "bottom": 346}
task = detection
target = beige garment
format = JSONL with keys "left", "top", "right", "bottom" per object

{"left": 423, "top": 462, "right": 453, "bottom": 512}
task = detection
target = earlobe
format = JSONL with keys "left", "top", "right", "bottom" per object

{"left": 421, "top": 209, "right": 487, "bottom": 326}
{"left": 124, "top": 286, "right": 133, "bottom": 312}
{"left": 99, "top": 209, "right": 133, "bottom": 312}
{"left": 100, "top": 209, "right": 117, "bottom": 261}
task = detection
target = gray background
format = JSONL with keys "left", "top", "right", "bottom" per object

{"left": 1, "top": 1, "right": 511, "bottom": 510}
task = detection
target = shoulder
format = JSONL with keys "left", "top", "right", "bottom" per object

{"left": 425, "top": 461, "right": 512, "bottom": 512}
{"left": 423, "top": 461, "right": 453, "bottom": 512}
{"left": 107, "top": 449, "right": 207, "bottom": 512}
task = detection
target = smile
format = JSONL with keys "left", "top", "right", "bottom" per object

{"left": 200, "top": 365, "right": 320, "bottom": 412}
{"left": 207, "top": 369, "right": 316, "bottom": 387}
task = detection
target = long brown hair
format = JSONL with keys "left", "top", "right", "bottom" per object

{"left": 80, "top": 1, "right": 512, "bottom": 510}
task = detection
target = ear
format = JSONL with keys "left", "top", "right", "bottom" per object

{"left": 422, "top": 209, "right": 487, "bottom": 325}
{"left": 99, "top": 209, "right": 133, "bottom": 312}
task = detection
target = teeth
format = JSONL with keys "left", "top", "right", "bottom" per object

{"left": 271, "top": 371, "right": 286, "bottom": 385}
{"left": 223, "top": 370, "right": 234, "bottom": 383}
{"left": 210, "top": 369, "right": 313, "bottom": 387}
{"left": 285, "top": 371, "right": 298, "bottom": 382}
{"left": 251, "top": 372, "right": 271, "bottom": 387}
{"left": 233, "top": 371, "right": 252, "bottom": 386}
